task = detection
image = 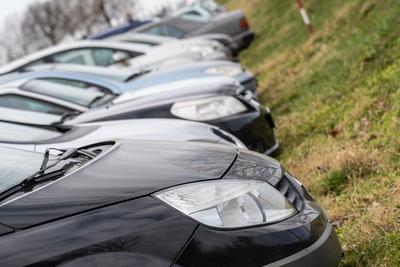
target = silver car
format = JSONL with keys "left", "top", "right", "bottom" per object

{"left": 0, "top": 118, "right": 245, "bottom": 153}
{"left": 108, "top": 33, "right": 233, "bottom": 59}
{"left": 0, "top": 40, "right": 230, "bottom": 75}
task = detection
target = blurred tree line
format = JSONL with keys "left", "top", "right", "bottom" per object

{"left": 0, "top": 0, "right": 136, "bottom": 62}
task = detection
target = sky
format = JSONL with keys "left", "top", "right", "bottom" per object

{"left": 0, "top": 0, "right": 41, "bottom": 24}
{"left": 0, "top": 0, "right": 185, "bottom": 24}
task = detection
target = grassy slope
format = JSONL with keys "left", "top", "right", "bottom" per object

{"left": 221, "top": 0, "right": 400, "bottom": 266}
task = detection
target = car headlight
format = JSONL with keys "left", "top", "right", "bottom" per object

{"left": 186, "top": 45, "right": 215, "bottom": 58}
{"left": 154, "top": 179, "right": 297, "bottom": 228}
{"left": 205, "top": 66, "right": 243, "bottom": 77}
{"left": 170, "top": 95, "right": 247, "bottom": 121}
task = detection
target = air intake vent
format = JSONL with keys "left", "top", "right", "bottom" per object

{"left": 81, "top": 141, "right": 116, "bottom": 156}
{"left": 274, "top": 175, "right": 303, "bottom": 211}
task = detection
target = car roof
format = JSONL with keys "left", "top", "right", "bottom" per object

{"left": 0, "top": 69, "right": 124, "bottom": 95}
{"left": 0, "top": 84, "right": 91, "bottom": 112}
{"left": 113, "top": 76, "right": 239, "bottom": 103}
{"left": 86, "top": 20, "right": 151, "bottom": 40}
{"left": 0, "top": 41, "right": 152, "bottom": 75}
{"left": 108, "top": 32, "right": 177, "bottom": 44}
{"left": 25, "top": 64, "right": 138, "bottom": 83}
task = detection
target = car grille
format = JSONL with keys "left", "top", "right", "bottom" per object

{"left": 269, "top": 174, "right": 303, "bottom": 211}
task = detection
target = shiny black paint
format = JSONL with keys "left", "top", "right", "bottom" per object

{"left": 173, "top": 149, "right": 334, "bottom": 266}
{"left": 0, "top": 198, "right": 197, "bottom": 267}
{"left": 0, "top": 224, "right": 13, "bottom": 236}
{"left": 175, "top": 151, "right": 327, "bottom": 267}
{"left": 174, "top": 202, "right": 327, "bottom": 267}
{"left": 0, "top": 140, "right": 236, "bottom": 229}
{"left": 67, "top": 82, "right": 277, "bottom": 154}
{"left": 213, "top": 108, "right": 277, "bottom": 153}
{"left": 0, "top": 141, "right": 340, "bottom": 266}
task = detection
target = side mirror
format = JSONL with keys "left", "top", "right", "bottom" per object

{"left": 112, "top": 52, "right": 129, "bottom": 63}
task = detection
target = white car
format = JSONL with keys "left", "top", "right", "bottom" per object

{"left": 0, "top": 40, "right": 230, "bottom": 75}
{"left": 107, "top": 32, "right": 232, "bottom": 58}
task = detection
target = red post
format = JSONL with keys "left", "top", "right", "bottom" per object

{"left": 295, "top": 0, "right": 314, "bottom": 35}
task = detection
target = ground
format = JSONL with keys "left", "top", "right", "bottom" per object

{"left": 220, "top": 0, "right": 400, "bottom": 266}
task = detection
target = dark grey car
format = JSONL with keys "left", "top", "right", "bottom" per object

{"left": 132, "top": 3, "right": 254, "bottom": 50}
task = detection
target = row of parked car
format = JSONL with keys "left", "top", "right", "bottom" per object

{"left": 0, "top": 2, "right": 342, "bottom": 266}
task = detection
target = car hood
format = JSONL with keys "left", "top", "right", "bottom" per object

{"left": 121, "top": 61, "right": 245, "bottom": 92}
{"left": 66, "top": 76, "right": 240, "bottom": 125}
{"left": 125, "top": 44, "right": 201, "bottom": 70}
{"left": 34, "top": 119, "right": 244, "bottom": 151}
{"left": 0, "top": 139, "right": 237, "bottom": 229}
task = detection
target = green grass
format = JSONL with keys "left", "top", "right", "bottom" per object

{"left": 221, "top": 0, "right": 400, "bottom": 265}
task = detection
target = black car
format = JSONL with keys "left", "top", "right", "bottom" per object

{"left": 0, "top": 140, "right": 342, "bottom": 266}
{"left": 66, "top": 76, "right": 279, "bottom": 155}
{"left": 0, "top": 75, "right": 276, "bottom": 155}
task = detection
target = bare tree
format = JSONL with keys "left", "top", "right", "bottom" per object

{"left": 0, "top": 0, "right": 138, "bottom": 63}
{"left": 0, "top": 15, "right": 32, "bottom": 62}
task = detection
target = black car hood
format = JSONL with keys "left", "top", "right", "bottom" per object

{"left": 66, "top": 78, "right": 240, "bottom": 124}
{"left": 0, "top": 140, "right": 237, "bottom": 229}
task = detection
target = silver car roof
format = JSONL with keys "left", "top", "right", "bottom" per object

{"left": 113, "top": 76, "right": 239, "bottom": 104}
{"left": 0, "top": 41, "right": 151, "bottom": 75}
{"left": 26, "top": 64, "right": 138, "bottom": 82}
{"left": 107, "top": 33, "right": 177, "bottom": 44}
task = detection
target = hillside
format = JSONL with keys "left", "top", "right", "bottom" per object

{"left": 221, "top": 0, "right": 400, "bottom": 266}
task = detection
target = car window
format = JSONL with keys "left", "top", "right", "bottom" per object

{"left": 21, "top": 80, "right": 109, "bottom": 108}
{"left": 49, "top": 48, "right": 138, "bottom": 67}
{"left": 91, "top": 48, "right": 117, "bottom": 66}
{"left": 122, "top": 40, "right": 158, "bottom": 46}
{"left": 177, "top": 5, "right": 212, "bottom": 22}
{"left": 0, "top": 94, "right": 71, "bottom": 115}
{"left": 141, "top": 25, "right": 165, "bottom": 36}
{"left": 0, "top": 121, "right": 62, "bottom": 142}
{"left": 184, "top": 10, "right": 202, "bottom": 16}
{"left": 0, "top": 146, "right": 42, "bottom": 193}
{"left": 164, "top": 25, "right": 185, "bottom": 38}
{"left": 36, "top": 78, "right": 110, "bottom": 93}
{"left": 52, "top": 49, "right": 93, "bottom": 65}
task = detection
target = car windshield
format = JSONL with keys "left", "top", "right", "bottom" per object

{"left": 0, "top": 121, "right": 62, "bottom": 142}
{"left": 20, "top": 80, "right": 114, "bottom": 108}
{"left": 0, "top": 146, "right": 42, "bottom": 194}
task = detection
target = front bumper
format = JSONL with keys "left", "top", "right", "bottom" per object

{"left": 264, "top": 223, "right": 342, "bottom": 267}
{"left": 204, "top": 51, "right": 232, "bottom": 61}
{"left": 236, "top": 70, "right": 258, "bottom": 96}
{"left": 173, "top": 172, "right": 343, "bottom": 267}
{"left": 234, "top": 30, "right": 255, "bottom": 50}
{"left": 209, "top": 105, "right": 278, "bottom": 156}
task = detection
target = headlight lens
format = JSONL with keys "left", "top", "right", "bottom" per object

{"left": 154, "top": 179, "right": 297, "bottom": 228}
{"left": 205, "top": 66, "right": 243, "bottom": 77}
{"left": 187, "top": 45, "right": 215, "bottom": 58}
{"left": 171, "top": 95, "right": 247, "bottom": 121}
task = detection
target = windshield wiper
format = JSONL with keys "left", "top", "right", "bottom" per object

{"left": 0, "top": 147, "right": 97, "bottom": 202}
{"left": 88, "top": 95, "right": 105, "bottom": 108}
{"left": 57, "top": 111, "right": 81, "bottom": 124}
{"left": 124, "top": 69, "right": 151, "bottom": 82}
